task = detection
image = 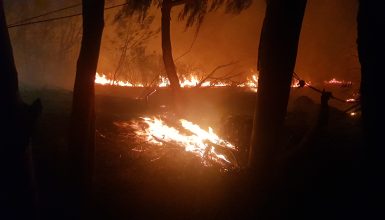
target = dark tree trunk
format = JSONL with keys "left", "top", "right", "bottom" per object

{"left": 161, "top": 0, "right": 181, "bottom": 100}
{"left": 0, "top": 0, "right": 41, "bottom": 218}
{"left": 357, "top": 1, "right": 385, "bottom": 161}
{"left": 357, "top": 1, "right": 385, "bottom": 217}
{"left": 248, "top": 0, "right": 307, "bottom": 171}
{"left": 68, "top": 0, "right": 104, "bottom": 215}
{"left": 0, "top": 1, "right": 19, "bottom": 106}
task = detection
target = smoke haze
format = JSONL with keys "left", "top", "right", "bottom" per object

{"left": 4, "top": 0, "right": 359, "bottom": 90}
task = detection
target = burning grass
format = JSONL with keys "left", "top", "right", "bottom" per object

{"left": 95, "top": 72, "right": 305, "bottom": 92}
{"left": 95, "top": 72, "right": 232, "bottom": 88}
{"left": 324, "top": 78, "right": 353, "bottom": 87}
{"left": 114, "top": 116, "right": 240, "bottom": 172}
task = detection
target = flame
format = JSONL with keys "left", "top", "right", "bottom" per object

{"left": 95, "top": 73, "right": 144, "bottom": 87}
{"left": 238, "top": 75, "right": 258, "bottom": 88}
{"left": 96, "top": 72, "right": 242, "bottom": 88}
{"left": 158, "top": 76, "right": 169, "bottom": 87}
{"left": 96, "top": 72, "right": 304, "bottom": 91}
{"left": 291, "top": 78, "right": 301, "bottom": 88}
{"left": 179, "top": 75, "right": 201, "bottom": 87}
{"left": 324, "top": 78, "right": 353, "bottom": 86}
{"left": 130, "top": 117, "right": 237, "bottom": 168}
{"left": 95, "top": 72, "right": 232, "bottom": 88}
{"left": 237, "top": 75, "right": 304, "bottom": 89}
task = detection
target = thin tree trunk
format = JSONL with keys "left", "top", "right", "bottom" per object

{"left": 357, "top": 1, "right": 385, "bottom": 217}
{"left": 68, "top": 0, "right": 104, "bottom": 215}
{"left": 248, "top": 0, "right": 307, "bottom": 171}
{"left": 161, "top": 0, "right": 181, "bottom": 100}
{"left": 0, "top": 1, "right": 41, "bottom": 218}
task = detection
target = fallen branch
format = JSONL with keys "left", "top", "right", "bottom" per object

{"left": 196, "top": 61, "right": 239, "bottom": 87}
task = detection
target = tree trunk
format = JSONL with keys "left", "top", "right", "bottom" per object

{"left": 0, "top": 1, "right": 41, "bottom": 218}
{"left": 161, "top": 0, "right": 181, "bottom": 101}
{"left": 68, "top": 0, "right": 104, "bottom": 215}
{"left": 248, "top": 0, "right": 307, "bottom": 171}
{"left": 0, "top": 1, "right": 19, "bottom": 106}
{"left": 357, "top": 1, "right": 385, "bottom": 162}
{"left": 357, "top": 1, "right": 385, "bottom": 217}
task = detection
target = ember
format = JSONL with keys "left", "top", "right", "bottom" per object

{"left": 121, "top": 117, "right": 239, "bottom": 170}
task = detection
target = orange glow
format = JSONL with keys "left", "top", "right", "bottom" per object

{"left": 128, "top": 117, "right": 238, "bottom": 169}
{"left": 95, "top": 72, "right": 316, "bottom": 90}
{"left": 95, "top": 72, "right": 232, "bottom": 88}
{"left": 95, "top": 73, "right": 144, "bottom": 87}
{"left": 238, "top": 74, "right": 258, "bottom": 88}
{"left": 291, "top": 78, "right": 301, "bottom": 88}
{"left": 324, "top": 78, "right": 353, "bottom": 86}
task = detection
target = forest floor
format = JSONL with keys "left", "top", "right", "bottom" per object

{"left": 21, "top": 86, "right": 365, "bottom": 219}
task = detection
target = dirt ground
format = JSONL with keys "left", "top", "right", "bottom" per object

{"left": 21, "top": 86, "right": 365, "bottom": 219}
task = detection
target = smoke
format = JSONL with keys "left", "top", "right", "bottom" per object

{"left": 4, "top": 0, "right": 359, "bottom": 90}
{"left": 296, "top": 0, "right": 359, "bottom": 83}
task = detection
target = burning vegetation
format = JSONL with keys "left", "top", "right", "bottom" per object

{"left": 324, "top": 78, "right": 353, "bottom": 87}
{"left": 95, "top": 72, "right": 305, "bottom": 90}
{"left": 94, "top": 71, "right": 360, "bottom": 171}
{"left": 115, "top": 116, "right": 239, "bottom": 171}
{"left": 2, "top": 0, "right": 372, "bottom": 218}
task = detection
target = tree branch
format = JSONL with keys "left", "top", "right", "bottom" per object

{"left": 175, "top": 30, "right": 199, "bottom": 61}
{"left": 196, "top": 61, "right": 239, "bottom": 87}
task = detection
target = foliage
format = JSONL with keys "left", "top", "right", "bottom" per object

{"left": 116, "top": 0, "right": 252, "bottom": 28}
{"left": 110, "top": 14, "right": 161, "bottom": 84}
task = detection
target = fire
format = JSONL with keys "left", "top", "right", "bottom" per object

{"left": 238, "top": 75, "right": 303, "bottom": 89}
{"left": 95, "top": 72, "right": 303, "bottom": 90}
{"left": 346, "top": 98, "right": 357, "bottom": 103}
{"left": 291, "top": 78, "right": 305, "bottom": 88}
{"left": 95, "top": 72, "right": 231, "bottom": 88}
{"left": 324, "top": 78, "right": 353, "bottom": 87}
{"left": 95, "top": 73, "right": 144, "bottom": 87}
{"left": 128, "top": 117, "right": 238, "bottom": 169}
{"left": 238, "top": 75, "right": 258, "bottom": 88}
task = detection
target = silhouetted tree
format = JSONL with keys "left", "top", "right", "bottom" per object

{"left": 68, "top": 0, "right": 104, "bottom": 216}
{"left": 117, "top": 0, "right": 251, "bottom": 103}
{"left": 357, "top": 1, "right": 385, "bottom": 159}
{"left": 112, "top": 15, "right": 159, "bottom": 84}
{"left": 0, "top": 0, "right": 42, "bottom": 218}
{"left": 357, "top": 1, "right": 385, "bottom": 217}
{"left": 249, "top": 0, "right": 307, "bottom": 171}
{"left": 161, "top": 0, "right": 181, "bottom": 97}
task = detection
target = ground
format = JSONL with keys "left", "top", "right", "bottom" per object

{"left": 21, "top": 86, "right": 364, "bottom": 219}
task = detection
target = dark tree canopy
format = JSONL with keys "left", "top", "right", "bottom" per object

{"left": 116, "top": 0, "right": 252, "bottom": 28}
